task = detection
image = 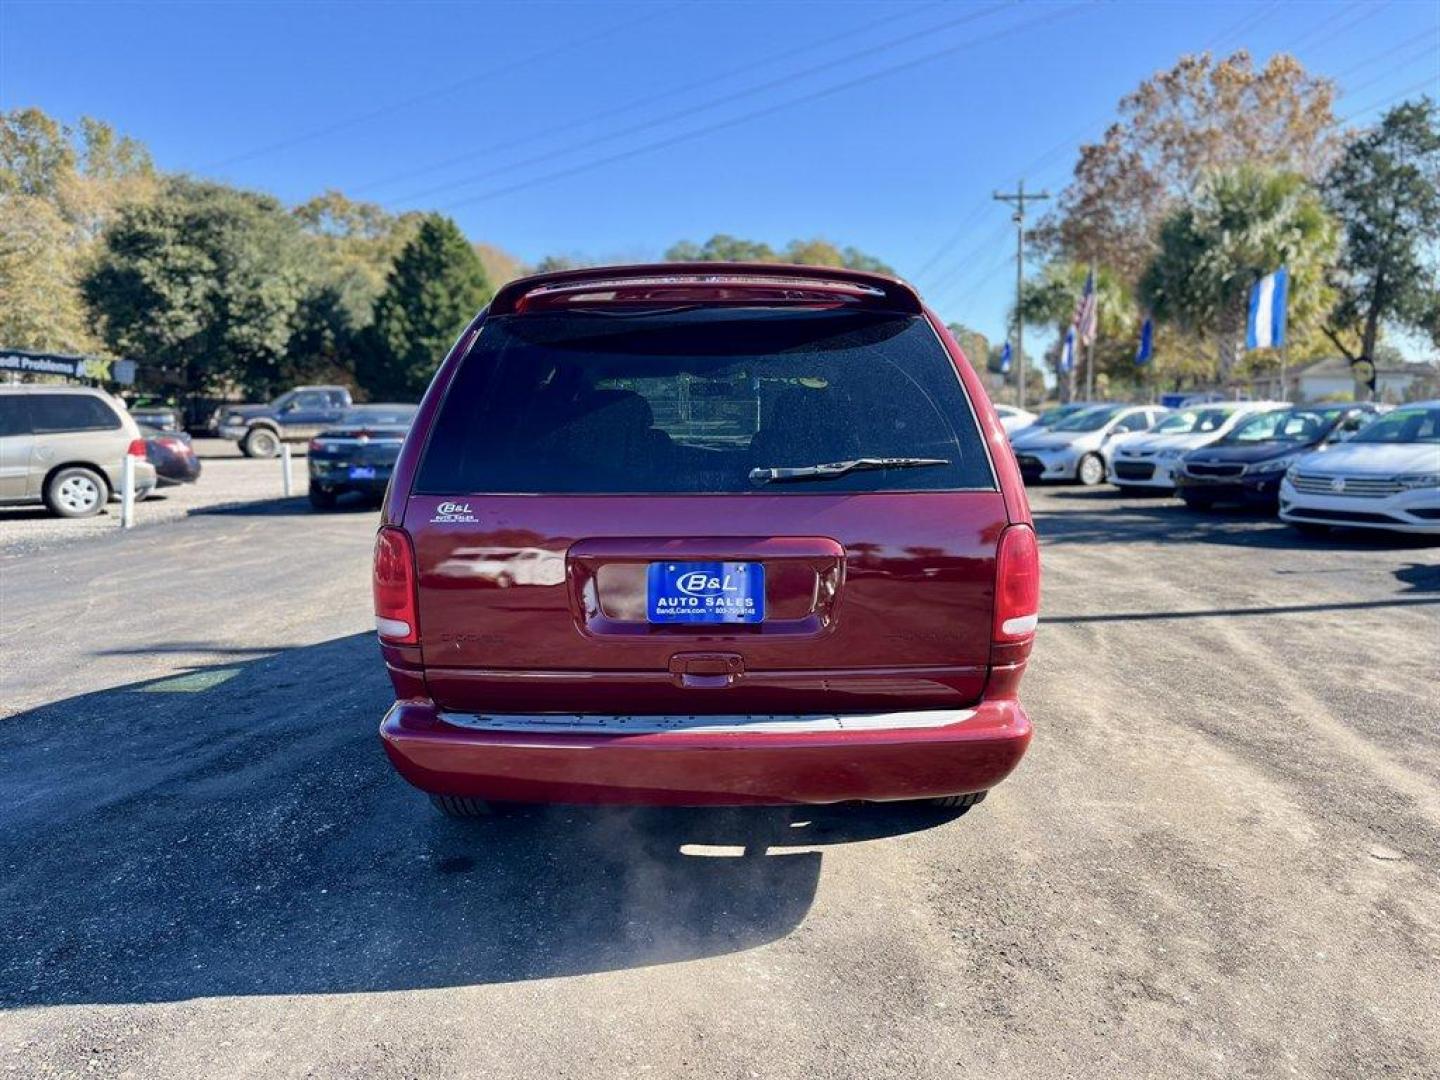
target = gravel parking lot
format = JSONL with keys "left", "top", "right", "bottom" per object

{"left": 1, "top": 486, "right": 1437, "bottom": 1079}
{"left": 0, "top": 440, "right": 312, "bottom": 558}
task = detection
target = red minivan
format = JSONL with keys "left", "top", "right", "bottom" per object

{"left": 374, "top": 264, "right": 1038, "bottom": 816}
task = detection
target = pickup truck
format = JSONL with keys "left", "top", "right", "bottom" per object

{"left": 209, "top": 386, "right": 354, "bottom": 457}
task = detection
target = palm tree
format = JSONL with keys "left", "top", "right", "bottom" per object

{"left": 1019, "top": 262, "right": 1136, "bottom": 401}
{"left": 1140, "top": 165, "right": 1337, "bottom": 386}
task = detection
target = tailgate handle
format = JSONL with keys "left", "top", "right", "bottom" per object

{"left": 669, "top": 652, "right": 744, "bottom": 689}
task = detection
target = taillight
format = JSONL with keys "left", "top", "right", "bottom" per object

{"left": 126, "top": 439, "right": 147, "bottom": 457}
{"left": 308, "top": 438, "right": 325, "bottom": 453}
{"left": 158, "top": 437, "right": 187, "bottom": 452}
{"left": 373, "top": 527, "right": 419, "bottom": 644}
{"left": 992, "top": 524, "right": 1040, "bottom": 660}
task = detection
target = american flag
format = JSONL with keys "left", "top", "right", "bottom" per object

{"left": 1073, "top": 269, "right": 1098, "bottom": 346}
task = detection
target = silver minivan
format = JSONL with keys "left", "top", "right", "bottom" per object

{"left": 0, "top": 386, "right": 157, "bottom": 518}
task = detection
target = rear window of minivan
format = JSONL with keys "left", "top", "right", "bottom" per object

{"left": 415, "top": 308, "right": 996, "bottom": 495}
{"left": 28, "top": 393, "right": 123, "bottom": 433}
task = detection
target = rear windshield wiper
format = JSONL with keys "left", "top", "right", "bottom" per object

{"left": 748, "top": 457, "right": 950, "bottom": 486}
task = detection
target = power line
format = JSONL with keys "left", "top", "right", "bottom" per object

{"left": 198, "top": 5, "right": 673, "bottom": 172}
{"left": 1290, "top": 1, "right": 1388, "bottom": 56}
{"left": 1340, "top": 76, "right": 1440, "bottom": 125}
{"left": 1332, "top": 36, "right": 1436, "bottom": 85}
{"left": 384, "top": 1, "right": 1018, "bottom": 208}
{"left": 1338, "top": 46, "right": 1440, "bottom": 103}
{"left": 351, "top": 0, "right": 952, "bottom": 196}
{"left": 420, "top": 2, "right": 1095, "bottom": 213}
{"left": 914, "top": 0, "right": 1298, "bottom": 288}
{"left": 917, "top": 2, "right": 1411, "bottom": 305}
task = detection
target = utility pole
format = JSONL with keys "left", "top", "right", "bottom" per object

{"left": 994, "top": 181, "right": 1049, "bottom": 411}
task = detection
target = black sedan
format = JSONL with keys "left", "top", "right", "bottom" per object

{"left": 127, "top": 396, "right": 184, "bottom": 433}
{"left": 1174, "top": 404, "right": 1380, "bottom": 510}
{"left": 306, "top": 404, "right": 417, "bottom": 510}
{"left": 139, "top": 424, "right": 202, "bottom": 485}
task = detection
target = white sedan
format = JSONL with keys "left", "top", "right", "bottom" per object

{"left": 1279, "top": 401, "right": 1440, "bottom": 535}
{"left": 992, "top": 404, "right": 1039, "bottom": 435}
{"left": 1109, "top": 401, "right": 1288, "bottom": 493}
{"left": 1011, "top": 404, "right": 1170, "bottom": 486}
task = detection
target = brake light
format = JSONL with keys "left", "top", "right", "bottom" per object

{"left": 126, "top": 439, "right": 147, "bottom": 458}
{"left": 373, "top": 527, "right": 419, "bottom": 644}
{"left": 993, "top": 524, "right": 1040, "bottom": 660}
{"left": 309, "top": 438, "right": 325, "bottom": 453}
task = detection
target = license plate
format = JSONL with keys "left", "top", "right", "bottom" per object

{"left": 647, "top": 561, "right": 764, "bottom": 624}
{"left": 349, "top": 466, "right": 378, "bottom": 479}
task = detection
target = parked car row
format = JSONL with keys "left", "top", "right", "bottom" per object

{"left": 1006, "top": 397, "right": 1440, "bottom": 536}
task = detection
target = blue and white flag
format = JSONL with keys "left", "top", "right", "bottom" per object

{"left": 1058, "top": 328, "right": 1076, "bottom": 373}
{"left": 1135, "top": 317, "right": 1154, "bottom": 366}
{"left": 999, "top": 341, "right": 1012, "bottom": 374}
{"left": 1246, "top": 267, "right": 1288, "bottom": 350}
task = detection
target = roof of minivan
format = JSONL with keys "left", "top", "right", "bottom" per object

{"left": 488, "top": 262, "right": 926, "bottom": 316}
{"left": 0, "top": 384, "right": 113, "bottom": 394}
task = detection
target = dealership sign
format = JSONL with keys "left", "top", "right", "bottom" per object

{"left": 0, "top": 348, "right": 135, "bottom": 384}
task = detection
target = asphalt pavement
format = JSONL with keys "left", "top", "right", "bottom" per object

{"left": 1, "top": 487, "right": 1437, "bottom": 1079}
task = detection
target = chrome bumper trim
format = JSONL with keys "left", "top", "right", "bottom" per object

{"left": 438, "top": 709, "right": 976, "bottom": 735}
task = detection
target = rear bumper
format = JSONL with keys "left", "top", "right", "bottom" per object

{"left": 379, "top": 697, "right": 1031, "bottom": 806}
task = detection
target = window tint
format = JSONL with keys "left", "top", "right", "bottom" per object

{"left": 292, "top": 392, "right": 328, "bottom": 410}
{"left": 1350, "top": 406, "right": 1440, "bottom": 444}
{"left": 28, "top": 393, "right": 122, "bottom": 433}
{"left": 1226, "top": 408, "right": 1342, "bottom": 444}
{"left": 340, "top": 406, "right": 416, "bottom": 426}
{"left": 1051, "top": 405, "right": 1123, "bottom": 432}
{"left": 0, "top": 396, "right": 29, "bottom": 437}
{"left": 1114, "top": 412, "right": 1151, "bottom": 433}
{"left": 416, "top": 309, "right": 995, "bottom": 494}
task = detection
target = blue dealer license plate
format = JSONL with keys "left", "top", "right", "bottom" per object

{"left": 349, "top": 466, "right": 378, "bottom": 480}
{"left": 647, "top": 561, "right": 764, "bottom": 624}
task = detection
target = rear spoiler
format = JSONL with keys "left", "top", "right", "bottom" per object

{"left": 488, "top": 262, "right": 925, "bottom": 316}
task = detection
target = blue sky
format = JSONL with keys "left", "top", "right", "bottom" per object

{"left": 3, "top": 0, "right": 1437, "bottom": 355}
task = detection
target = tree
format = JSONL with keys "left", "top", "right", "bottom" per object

{"left": 0, "top": 108, "right": 157, "bottom": 353}
{"left": 288, "top": 190, "right": 425, "bottom": 382}
{"left": 665, "top": 234, "right": 777, "bottom": 263}
{"left": 474, "top": 242, "right": 527, "bottom": 287}
{"left": 1041, "top": 52, "right": 1340, "bottom": 283}
{"left": 1322, "top": 98, "right": 1440, "bottom": 395}
{"left": 1139, "top": 166, "right": 1338, "bottom": 384}
{"left": 945, "top": 323, "right": 990, "bottom": 370}
{"left": 361, "top": 214, "right": 491, "bottom": 400}
{"left": 84, "top": 177, "right": 312, "bottom": 398}
{"left": 663, "top": 233, "right": 895, "bottom": 274}
{"left": 1019, "top": 262, "right": 1140, "bottom": 399}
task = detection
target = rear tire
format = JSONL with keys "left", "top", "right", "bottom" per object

{"left": 926, "top": 791, "right": 987, "bottom": 813}
{"left": 44, "top": 466, "right": 108, "bottom": 518}
{"left": 308, "top": 483, "right": 338, "bottom": 510}
{"left": 429, "top": 794, "right": 495, "bottom": 818}
{"left": 1077, "top": 453, "right": 1105, "bottom": 486}
{"left": 241, "top": 427, "right": 281, "bottom": 458}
